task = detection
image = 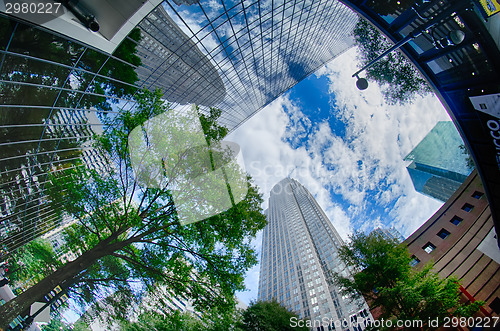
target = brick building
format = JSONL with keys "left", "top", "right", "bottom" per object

{"left": 405, "top": 170, "right": 500, "bottom": 317}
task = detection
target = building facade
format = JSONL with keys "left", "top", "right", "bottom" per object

{"left": 370, "top": 227, "right": 404, "bottom": 243}
{"left": 258, "top": 178, "right": 370, "bottom": 330}
{"left": 134, "top": 0, "right": 358, "bottom": 130}
{"left": 135, "top": 5, "right": 227, "bottom": 107}
{"left": 404, "top": 121, "right": 474, "bottom": 202}
{"left": 0, "top": 0, "right": 357, "bottom": 258}
{"left": 405, "top": 170, "right": 500, "bottom": 319}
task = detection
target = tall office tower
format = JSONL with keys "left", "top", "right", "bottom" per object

{"left": 404, "top": 121, "right": 474, "bottom": 202}
{"left": 135, "top": 5, "right": 227, "bottom": 107}
{"left": 258, "top": 178, "right": 370, "bottom": 329}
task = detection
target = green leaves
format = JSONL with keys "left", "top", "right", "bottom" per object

{"left": 37, "top": 90, "right": 266, "bottom": 324}
{"left": 238, "top": 300, "right": 309, "bottom": 331}
{"left": 353, "top": 19, "right": 432, "bottom": 105}
{"left": 334, "top": 232, "right": 483, "bottom": 328}
{"left": 1, "top": 83, "right": 267, "bottom": 329}
{"left": 8, "top": 239, "right": 62, "bottom": 288}
{"left": 120, "top": 310, "right": 206, "bottom": 331}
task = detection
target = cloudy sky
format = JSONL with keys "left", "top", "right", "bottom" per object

{"left": 230, "top": 47, "right": 454, "bottom": 305}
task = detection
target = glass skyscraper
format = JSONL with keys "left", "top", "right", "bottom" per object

{"left": 135, "top": 0, "right": 357, "bottom": 130}
{"left": 258, "top": 178, "right": 370, "bottom": 329}
{"left": 370, "top": 227, "right": 404, "bottom": 243}
{"left": 1, "top": 1, "right": 357, "bottom": 257}
{"left": 404, "top": 121, "right": 474, "bottom": 202}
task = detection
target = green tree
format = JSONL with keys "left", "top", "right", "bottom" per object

{"left": 40, "top": 315, "right": 72, "bottom": 331}
{"left": 7, "top": 238, "right": 61, "bottom": 291}
{"left": 112, "top": 269, "right": 244, "bottom": 330}
{"left": 238, "top": 300, "right": 309, "bottom": 331}
{"left": 118, "top": 306, "right": 240, "bottom": 331}
{"left": 353, "top": 19, "right": 432, "bottom": 105}
{"left": 334, "top": 232, "right": 483, "bottom": 330}
{"left": 0, "top": 89, "right": 267, "bottom": 329}
{"left": 120, "top": 310, "right": 205, "bottom": 331}
{"left": 459, "top": 144, "right": 476, "bottom": 170}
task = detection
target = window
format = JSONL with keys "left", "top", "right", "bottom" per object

{"left": 462, "top": 203, "right": 474, "bottom": 212}
{"left": 472, "top": 191, "right": 484, "bottom": 199}
{"left": 410, "top": 256, "right": 420, "bottom": 267}
{"left": 437, "top": 229, "right": 451, "bottom": 239}
{"left": 450, "top": 216, "right": 463, "bottom": 226}
{"left": 423, "top": 242, "right": 436, "bottom": 254}
{"left": 489, "top": 297, "right": 500, "bottom": 314}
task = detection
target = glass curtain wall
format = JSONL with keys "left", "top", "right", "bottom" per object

{"left": 258, "top": 178, "right": 370, "bottom": 328}
{"left": 0, "top": 0, "right": 357, "bottom": 257}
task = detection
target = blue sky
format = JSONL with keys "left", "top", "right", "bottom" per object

{"left": 229, "top": 47, "right": 454, "bottom": 305}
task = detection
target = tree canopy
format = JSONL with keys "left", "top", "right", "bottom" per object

{"left": 237, "top": 300, "right": 309, "bottom": 331}
{"left": 334, "top": 232, "right": 483, "bottom": 330}
{"left": 0, "top": 89, "right": 267, "bottom": 330}
{"left": 353, "top": 19, "right": 432, "bottom": 105}
{"left": 7, "top": 238, "right": 61, "bottom": 292}
{"left": 120, "top": 310, "right": 205, "bottom": 331}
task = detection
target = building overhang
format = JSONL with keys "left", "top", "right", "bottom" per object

{"left": 0, "top": 0, "right": 163, "bottom": 54}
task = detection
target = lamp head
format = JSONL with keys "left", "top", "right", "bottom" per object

{"left": 448, "top": 30, "right": 465, "bottom": 46}
{"left": 88, "top": 20, "right": 100, "bottom": 32}
{"left": 356, "top": 77, "right": 369, "bottom": 90}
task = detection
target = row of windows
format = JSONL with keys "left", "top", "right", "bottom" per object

{"left": 410, "top": 191, "right": 484, "bottom": 266}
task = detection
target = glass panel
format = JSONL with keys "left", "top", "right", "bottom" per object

{"left": 450, "top": 216, "right": 462, "bottom": 225}
{"left": 77, "top": 48, "right": 110, "bottom": 75}
{"left": 423, "top": 243, "right": 435, "bottom": 254}
{"left": 0, "top": 83, "right": 59, "bottom": 106}
{"left": 437, "top": 229, "right": 450, "bottom": 239}
{"left": 472, "top": 191, "right": 483, "bottom": 199}
{"left": 0, "top": 16, "right": 16, "bottom": 50}
{"left": 8, "top": 23, "right": 85, "bottom": 66}
{"left": 462, "top": 203, "right": 473, "bottom": 212}
{"left": 1, "top": 54, "right": 72, "bottom": 87}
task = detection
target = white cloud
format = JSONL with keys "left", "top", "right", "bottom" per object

{"left": 231, "top": 94, "right": 354, "bottom": 304}
{"left": 318, "top": 48, "right": 450, "bottom": 235}
{"left": 233, "top": 47, "right": 452, "bottom": 304}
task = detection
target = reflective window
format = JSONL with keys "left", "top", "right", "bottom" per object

{"left": 437, "top": 229, "right": 451, "bottom": 239}
{"left": 450, "top": 216, "right": 463, "bottom": 226}
{"left": 462, "top": 203, "right": 474, "bottom": 212}
{"left": 423, "top": 242, "right": 436, "bottom": 254}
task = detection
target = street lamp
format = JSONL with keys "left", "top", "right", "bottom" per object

{"left": 432, "top": 29, "right": 466, "bottom": 49}
{"left": 355, "top": 75, "right": 368, "bottom": 90}
{"left": 352, "top": 24, "right": 465, "bottom": 90}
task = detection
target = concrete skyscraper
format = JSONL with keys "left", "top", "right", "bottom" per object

{"left": 258, "top": 178, "right": 370, "bottom": 329}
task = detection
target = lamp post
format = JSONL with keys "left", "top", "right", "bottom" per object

{"left": 353, "top": 31, "right": 421, "bottom": 90}
{"left": 352, "top": 24, "right": 465, "bottom": 90}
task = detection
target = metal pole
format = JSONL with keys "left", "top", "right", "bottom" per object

{"left": 352, "top": 31, "right": 421, "bottom": 78}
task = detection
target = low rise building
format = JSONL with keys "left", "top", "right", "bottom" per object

{"left": 405, "top": 170, "right": 499, "bottom": 318}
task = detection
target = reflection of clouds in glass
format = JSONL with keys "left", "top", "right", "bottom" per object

{"left": 142, "top": 0, "right": 357, "bottom": 130}
{"left": 136, "top": 5, "right": 226, "bottom": 107}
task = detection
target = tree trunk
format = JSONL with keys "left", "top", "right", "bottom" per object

{"left": 0, "top": 238, "right": 128, "bottom": 330}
